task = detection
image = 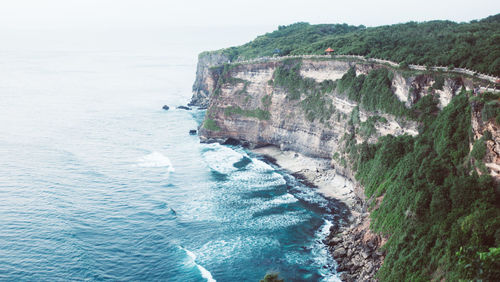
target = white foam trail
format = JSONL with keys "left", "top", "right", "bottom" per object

{"left": 315, "top": 220, "right": 341, "bottom": 282}
{"left": 247, "top": 158, "right": 274, "bottom": 172}
{"left": 229, "top": 171, "right": 286, "bottom": 188}
{"left": 180, "top": 247, "right": 216, "bottom": 282}
{"left": 136, "top": 152, "right": 175, "bottom": 172}
{"left": 267, "top": 193, "right": 299, "bottom": 206}
{"left": 197, "top": 236, "right": 280, "bottom": 262}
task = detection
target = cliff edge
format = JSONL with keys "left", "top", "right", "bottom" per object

{"left": 190, "top": 53, "right": 500, "bottom": 280}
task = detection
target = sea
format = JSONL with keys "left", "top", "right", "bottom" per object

{"left": 0, "top": 28, "right": 346, "bottom": 281}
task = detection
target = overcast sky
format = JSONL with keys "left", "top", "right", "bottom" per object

{"left": 0, "top": 0, "right": 498, "bottom": 54}
{"left": 1, "top": 0, "right": 499, "bottom": 30}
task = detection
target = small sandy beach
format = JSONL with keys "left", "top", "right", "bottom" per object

{"left": 252, "top": 145, "right": 360, "bottom": 213}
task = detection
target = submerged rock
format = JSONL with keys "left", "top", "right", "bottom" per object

{"left": 177, "top": 105, "right": 192, "bottom": 110}
{"left": 189, "top": 129, "right": 197, "bottom": 135}
{"left": 162, "top": 105, "right": 170, "bottom": 110}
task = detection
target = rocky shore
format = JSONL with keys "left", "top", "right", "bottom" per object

{"left": 326, "top": 212, "right": 385, "bottom": 281}
{"left": 252, "top": 145, "right": 385, "bottom": 281}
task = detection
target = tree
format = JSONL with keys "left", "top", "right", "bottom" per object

{"left": 260, "top": 273, "right": 284, "bottom": 282}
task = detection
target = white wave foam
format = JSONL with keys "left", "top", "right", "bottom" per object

{"left": 315, "top": 220, "right": 341, "bottom": 282}
{"left": 243, "top": 211, "right": 306, "bottom": 230}
{"left": 197, "top": 236, "right": 280, "bottom": 263}
{"left": 136, "top": 152, "right": 175, "bottom": 172}
{"left": 202, "top": 144, "right": 247, "bottom": 174}
{"left": 267, "top": 193, "right": 299, "bottom": 206}
{"left": 180, "top": 246, "right": 216, "bottom": 282}
{"left": 229, "top": 171, "right": 286, "bottom": 188}
{"left": 247, "top": 158, "right": 274, "bottom": 172}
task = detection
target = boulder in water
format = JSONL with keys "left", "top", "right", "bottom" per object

{"left": 189, "top": 129, "right": 197, "bottom": 135}
{"left": 162, "top": 105, "right": 170, "bottom": 110}
{"left": 177, "top": 105, "right": 192, "bottom": 110}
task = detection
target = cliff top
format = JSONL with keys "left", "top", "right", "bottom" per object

{"left": 200, "top": 14, "right": 500, "bottom": 76}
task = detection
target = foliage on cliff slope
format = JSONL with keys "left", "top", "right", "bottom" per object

{"left": 211, "top": 14, "right": 500, "bottom": 76}
{"left": 346, "top": 90, "right": 500, "bottom": 280}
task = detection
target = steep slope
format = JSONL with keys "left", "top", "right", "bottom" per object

{"left": 191, "top": 54, "right": 500, "bottom": 280}
{"left": 190, "top": 14, "right": 500, "bottom": 280}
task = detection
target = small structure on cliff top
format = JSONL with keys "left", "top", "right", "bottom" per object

{"left": 325, "top": 47, "right": 334, "bottom": 55}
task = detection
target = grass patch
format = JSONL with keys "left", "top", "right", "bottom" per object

{"left": 224, "top": 106, "right": 271, "bottom": 120}
{"left": 203, "top": 118, "right": 221, "bottom": 131}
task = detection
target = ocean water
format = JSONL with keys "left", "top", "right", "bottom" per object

{"left": 0, "top": 32, "right": 347, "bottom": 281}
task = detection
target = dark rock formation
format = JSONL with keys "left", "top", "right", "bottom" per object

{"left": 327, "top": 213, "right": 385, "bottom": 282}
{"left": 189, "top": 129, "right": 197, "bottom": 135}
{"left": 177, "top": 106, "right": 192, "bottom": 110}
{"left": 162, "top": 105, "right": 170, "bottom": 110}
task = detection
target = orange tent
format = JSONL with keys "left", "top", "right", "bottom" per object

{"left": 325, "top": 47, "right": 334, "bottom": 53}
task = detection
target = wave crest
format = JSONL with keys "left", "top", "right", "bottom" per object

{"left": 180, "top": 246, "right": 216, "bottom": 282}
{"left": 136, "top": 152, "right": 175, "bottom": 172}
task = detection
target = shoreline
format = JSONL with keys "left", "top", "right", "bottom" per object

{"left": 252, "top": 145, "right": 384, "bottom": 281}
{"left": 252, "top": 146, "right": 362, "bottom": 215}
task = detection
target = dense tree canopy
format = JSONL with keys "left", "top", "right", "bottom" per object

{"left": 213, "top": 14, "right": 500, "bottom": 76}
{"left": 347, "top": 91, "right": 500, "bottom": 281}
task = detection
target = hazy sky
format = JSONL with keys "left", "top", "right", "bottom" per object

{"left": 1, "top": 0, "right": 499, "bottom": 30}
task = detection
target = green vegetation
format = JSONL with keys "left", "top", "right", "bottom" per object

{"left": 432, "top": 75, "right": 445, "bottom": 90}
{"left": 358, "top": 116, "right": 388, "bottom": 138}
{"left": 482, "top": 100, "right": 500, "bottom": 123}
{"left": 260, "top": 273, "right": 284, "bottom": 282}
{"left": 271, "top": 59, "right": 337, "bottom": 123}
{"left": 337, "top": 67, "right": 409, "bottom": 117}
{"left": 272, "top": 59, "right": 316, "bottom": 100}
{"left": 261, "top": 95, "right": 272, "bottom": 109}
{"left": 218, "top": 22, "right": 362, "bottom": 60}
{"left": 349, "top": 106, "right": 360, "bottom": 125}
{"left": 410, "top": 93, "right": 440, "bottom": 123}
{"left": 457, "top": 246, "right": 500, "bottom": 279}
{"left": 471, "top": 137, "right": 487, "bottom": 160}
{"left": 224, "top": 106, "right": 271, "bottom": 120}
{"left": 211, "top": 63, "right": 250, "bottom": 97}
{"left": 210, "top": 14, "right": 500, "bottom": 76}
{"left": 203, "top": 118, "right": 221, "bottom": 131}
{"left": 469, "top": 92, "right": 500, "bottom": 124}
{"left": 302, "top": 91, "right": 335, "bottom": 123}
{"left": 345, "top": 91, "right": 500, "bottom": 280}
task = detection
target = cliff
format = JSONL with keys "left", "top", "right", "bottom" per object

{"left": 471, "top": 97, "right": 500, "bottom": 184}
{"left": 194, "top": 56, "right": 481, "bottom": 159}
{"left": 190, "top": 54, "right": 500, "bottom": 281}
{"left": 189, "top": 52, "right": 230, "bottom": 108}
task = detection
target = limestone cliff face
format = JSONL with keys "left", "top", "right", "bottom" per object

{"left": 189, "top": 52, "right": 230, "bottom": 108}
{"left": 191, "top": 56, "right": 498, "bottom": 281}
{"left": 194, "top": 58, "right": 473, "bottom": 159}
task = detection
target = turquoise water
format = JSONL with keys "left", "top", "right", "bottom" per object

{"left": 0, "top": 47, "right": 346, "bottom": 281}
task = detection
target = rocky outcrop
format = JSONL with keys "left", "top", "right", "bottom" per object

{"left": 471, "top": 99, "right": 500, "bottom": 184}
{"left": 190, "top": 52, "right": 230, "bottom": 108}
{"left": 326, "top": 213, "right": 385, "bottom": 282}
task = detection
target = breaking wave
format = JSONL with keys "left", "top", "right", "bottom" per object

{"left": 136, "top": 152, "right": 175, "bottom": 172}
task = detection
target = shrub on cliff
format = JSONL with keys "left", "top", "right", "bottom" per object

{"left": 337, "top": 67, "right": 409, "bottom": 117}
{"left": 272, "top": 59, "right": 316, "bottom": 100}
{"left": 471, "top": 137, "right": 487, "bottom": 160}
{"left": 260, "top": 273, "right": 284, "bottom": 282}
{"left": 349, "top": 91, "right": 500, "bottom": 280}
{"left": 203, "top": 118, "right": 221, "bottom": 131}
